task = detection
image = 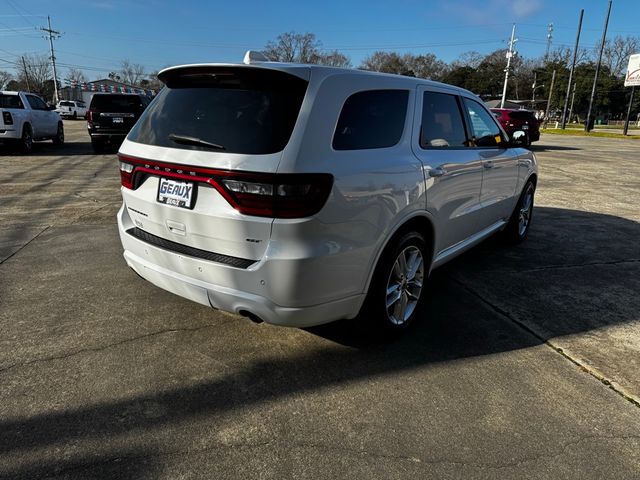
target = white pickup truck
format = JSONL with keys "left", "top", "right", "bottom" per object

{"left": 0, "top": 91, "right": 64, "bottom": 153}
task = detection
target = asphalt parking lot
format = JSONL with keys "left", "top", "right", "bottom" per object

{"left": 1, "top": 121, "right": 639, "bottom": 479}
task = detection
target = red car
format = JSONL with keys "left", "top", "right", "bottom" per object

{"left": 491, "top": 108, "right": 540, "bottom": 146}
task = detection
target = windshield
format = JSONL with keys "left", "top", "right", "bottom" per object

{"left": 127, "top": 67, "right": 308, "bottom": 155}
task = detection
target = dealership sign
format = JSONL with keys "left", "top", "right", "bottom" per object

{"left": 624, "top": 54, "right": 640, "bottom": 87}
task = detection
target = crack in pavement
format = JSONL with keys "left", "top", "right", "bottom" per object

{"left": 0, "top": 322, "right": 228, "bottom": 376}
{"left": 0, "top": 225, "right": 51, "bottom": 266}
{"left": 450, "top": 276, "right": 640, "bottom": 409}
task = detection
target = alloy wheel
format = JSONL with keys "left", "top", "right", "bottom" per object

{"left": 385, "top": 245, "right": 424, "bottom": 325}
{"left": 518, "top": 186, "right": 534, "bottom": 237}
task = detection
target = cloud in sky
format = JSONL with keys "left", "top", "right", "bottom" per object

{"left": 511, "top": 0, "right": 544, "bottom": 18}
{"left": 440, "top": 0, "right": 544, "bottom": 24}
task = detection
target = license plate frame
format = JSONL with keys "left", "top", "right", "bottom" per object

{"left": 157, "top": 178, "right": 196, "bottom": 209}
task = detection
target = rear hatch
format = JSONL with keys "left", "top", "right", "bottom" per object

{"left": 89, "top": 94, "right": 143, "bottom": 132}
{"left": 508, "top": 110, "right": 539, "bottom": 131}
{"left": 1, "top": 93, "right": 23, "bottom": 129}
{"left": 58, "top": 101, "right": 74, "bottom": 114}
{"left": 118, "top": 66, "right": 325, "bottom": 262}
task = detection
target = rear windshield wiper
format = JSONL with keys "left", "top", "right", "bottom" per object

{"left": 168, "top": 133, "right": 226, "bottom": 150}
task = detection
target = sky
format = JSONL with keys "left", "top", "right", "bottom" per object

{"left": 0, "top": 0, "right": 638, "bottom": 82}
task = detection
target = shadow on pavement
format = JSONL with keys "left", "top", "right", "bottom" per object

{"left": 530, "top": 144, "right": 581, "bottom": 151}
{"left": 2, "top": 141, "right": 120, "bottom": 157}
{"left": 0, "top": 206, "right": 638, "bottom": 478}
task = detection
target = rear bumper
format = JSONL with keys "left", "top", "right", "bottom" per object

{"left": 0, "top": 128, "right": 20, "bottom": 141}
{"left": 117, "top": 205, "right": 365, "bottom": 327}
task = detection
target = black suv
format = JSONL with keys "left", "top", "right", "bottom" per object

{"left": 87, "top": 93, "right": 151, "bottom": 152}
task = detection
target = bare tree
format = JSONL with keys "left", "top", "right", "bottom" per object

{"left": 0, "top": 70, "right": 12, "bottom": 90}
{"left": 66, "top": 67, "right": 87, "bottom": 84}
{"left": 547, "top": 46, "right": 589, "bottom": 67}
{"left": 600, "top": 35, "right": 640, "bottom": 78}
{"left": 410, "top": 54, "right": 449, "bottom": 80}
{"left": 263, "top": 32, "right": 351, "bottom": 67}
{"left": 361, "top": 52, "right": 447, "bottom": 80}
{"left": 313, "top": 50, "right": 351, "bottom": 68}
{"left": 16, "top": 53, "right": 53, "bottom": 96}
{"left": 361, "top": 52, "right": 412, "bottom": 75}
{"left": 140, "top": 70, "right": 163, "bottom": 91}
{"left": 451, "top": 51, "right": 484, "bottom": 69}
{"left": 120, "top": 60, "right": 145, "bottom": 86}
{"left": 264, "top": 32, "right": 319, "bottom": 63}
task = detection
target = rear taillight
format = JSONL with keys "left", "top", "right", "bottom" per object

{"left": 119, "top": 160, "right": 135, "bottom": 189}
{"left": 2, "top": 112, "right": 12, "bottom": 125}
{"left": 118, "top": 154, "right": 333, "bottom": 219}
{"left": 86, "top": 108, "right": 98, "bottom": 122}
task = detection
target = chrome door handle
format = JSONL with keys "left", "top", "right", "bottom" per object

{"left": 483, "top": 161, "right": 495, "bottom": 169}
{"left": 429, "top": 167, "right": 447, "bottom": 177}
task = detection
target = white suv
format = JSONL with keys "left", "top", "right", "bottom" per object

{"left": 117, "top": 53, "right": 537, "bottom": 333}
{"left": 56, "top": 100, "right": 87, "bottom": 119}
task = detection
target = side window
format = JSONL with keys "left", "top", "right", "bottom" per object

{"left": 27, "top": 95, "right": 47, "bottom": 110}
{"left": 333, "top": 89, "right": 408, "bottom": 150}
{"left": 463, "top": 98, "right": 503, "bottom": 147}
{"left": 420, "top": 92, "right": 467, "bottom": 148}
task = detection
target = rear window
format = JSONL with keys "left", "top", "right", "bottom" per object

{"left": 127, "top": 67, "right": 308, "bottom": 155}
{"left": 333, "top": 90, "right": 408, "bottom": 150}
{"left": 508, "top": 110, "right": 536, "bottom": 121}
{"left": 0, "top": 94, "right": 24, "bottom": 109}
{"left": 90, "top": 94, "right": 145, "bottom": 113}
{"left": 60, "top": 101, "right": 74, "bottom": 106}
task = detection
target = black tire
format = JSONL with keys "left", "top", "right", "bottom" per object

{"left": 52, "top": 123, "right": 64, "bottom": 145}
{"left": 91, "top": 138, "right": 103, "bottom": 153}
{"left": 503, "top": 180, "right": 535, "bottom": 244}
{"left": 356, "top": 231, "right": 429, "bottom": 336}
{"left": 20, "top": 124, "right": 33, "bottom": 154}
{"left": 72, "top": 111, "right": 77, "bottom": 119}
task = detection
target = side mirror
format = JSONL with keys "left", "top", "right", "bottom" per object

{"left": 510, "top": 130, "right": 528, "bottom": 147}
{"left": 47, "top": 104, "right": 56, "bottom": 111}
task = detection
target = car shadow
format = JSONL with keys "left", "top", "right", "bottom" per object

{"left": 529, "top": 144, "right": 581, "bottom": 151}
{"left": 2, "top": 141, "right": 121, "bottom": 157}
{"left": 0, "top": 206, "right": 638, "bottom": 478}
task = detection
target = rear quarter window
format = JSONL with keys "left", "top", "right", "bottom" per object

{"left": 333, "top": 90, "right": 409, "bottom": 150}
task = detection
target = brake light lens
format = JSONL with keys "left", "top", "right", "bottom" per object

{"left": 2, "top": 112, "right": 12, "bottom": 125}
{"left": 117, "top": 154, "right": 333, "bottom": 219}
{"left": 86, "top": 108, "right": 98, "bottom": 122}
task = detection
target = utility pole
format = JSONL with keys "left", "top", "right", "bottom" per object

{"left": 623, "top": 86, "right": 636, "bottom": 136}
{"left": 40, "top": 16, "right": 61, "bottom": 103}
{"left": 561, "top": 9, "right": 583, "bottom": 129}
{"left": 21, "top": 56, "right": 31, "bottom": 92}
{"left": 545, "top": 23, "right": 554, "bottom": 60}
{"left": 585, "top": 0, "right": 612, "bottom": 132}
{"left": 544, "top": 69, "right": 556, "bottom": 127}
{"left": 568, "top": 82, "right": 577, "bottom": 125}
{"left": 500, "top": 24, "right": 517, "bottom": 109}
